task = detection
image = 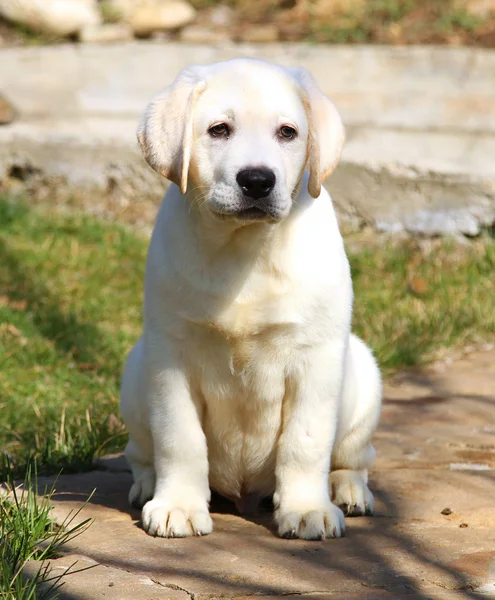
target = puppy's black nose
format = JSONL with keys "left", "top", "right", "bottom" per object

{"left": 236, "top": 168, "right": 276, "bottom": 200}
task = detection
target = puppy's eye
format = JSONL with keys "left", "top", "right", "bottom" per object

{"left": 208, "top": 123, "right": 230, "bottom": 138}
{"left": 279, "top": 125, "right": 297, "bottom": 140}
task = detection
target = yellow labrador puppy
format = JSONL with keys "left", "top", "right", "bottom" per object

{"left": 120, "top": 58, "right": 382, "bottom": 540}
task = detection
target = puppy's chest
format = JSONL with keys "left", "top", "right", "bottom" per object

{"left": 193, "top": 297, "right": 294, "bottom": 497}
{"left": 185, "top": 274, "right": 307, "bottom": 496}
{"left": 219, "top": 287, "right": 302, "bottom": 339}
{"left": 200, "top": 281, "right": 304, "bottom": 359}
{"left": 186, "top": 276, "right": 305, "bottom": 397}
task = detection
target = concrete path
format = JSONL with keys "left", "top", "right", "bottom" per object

{"left": 1, "top": 43, "right": 495, "bottom": 235}
{"left": 26, "top": 347, "right": 495, "bottom": 599}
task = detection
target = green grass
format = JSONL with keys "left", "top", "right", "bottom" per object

{"left": 349, "top": 237, "right": 495, "bottom": 368}
{"left": 1, "top": 464, "right": 93, "bottom": 599}
{"left": 0, "top": 197, "right": 145, "bottom": 480}
{"left": 0, "top": 195, "right": 494, "bottom": 481}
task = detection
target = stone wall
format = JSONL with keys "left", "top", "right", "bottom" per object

{"left": 1, "top": 42, "right": 494, "bottom": 235}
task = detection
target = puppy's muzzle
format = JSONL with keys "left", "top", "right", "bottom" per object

{"left": 236, "top": 168, "right": 276, "bottom": 200}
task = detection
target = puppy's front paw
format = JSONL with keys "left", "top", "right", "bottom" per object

{"left": 142, "top": 499, "right": 213, "bottom": 538}
{"left": 276, "top": 501, "right": 345, "bottom": 540}
{"left": 331, "top": 470, "right": 374, "bottom": 517}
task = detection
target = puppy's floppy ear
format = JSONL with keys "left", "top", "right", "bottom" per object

{"left": 137, "top": 66, "right": 207, "bottom": 194}
{"left": 289, "top": 67, "right": 345, "bottom": 199}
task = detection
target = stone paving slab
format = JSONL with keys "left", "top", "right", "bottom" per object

{"left": 23, "top": 347, "right": 495, "bottom": 600}
{"left": 23, "top": 555, "right": 190, "bottom": 600}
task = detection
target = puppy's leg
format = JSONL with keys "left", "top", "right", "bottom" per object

{"left": 140, "top": 344, "right": 212, "bottom": 538}
{"left": 126, "top": 439, "right": 155, "bottom": 509}
{"left": 121, "top": 338, "right": 155, "bottom": 508}
{"left": 274, "top": 342, "right": 346, "bottom": 540}
{"left": 330, "top": 334, "right": 382, "bottom": 517}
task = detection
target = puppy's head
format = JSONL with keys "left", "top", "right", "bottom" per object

{"left": 138, "top": 59, "right": 344, "bottom": 223}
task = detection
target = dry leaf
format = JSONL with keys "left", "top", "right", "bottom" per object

{"left": 408, "top": 278, "right": 428, "bottom": 296}
{"left": 6, "top": 324, "right": 21, "bottom": 337}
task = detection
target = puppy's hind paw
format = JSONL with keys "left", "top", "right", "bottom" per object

{"left": 128, "top": 469, "right": 155, "bottom": 509}
{"left": 331, "top": 469, "right": 374, "bottom": 517}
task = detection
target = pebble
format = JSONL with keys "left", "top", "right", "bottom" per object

{"left": 208, "top": 4, "right": 234, "bottom": 28}
{"left": 79, "top": 23, "right": 133, "bottom": 42}
{"left": 123, "top": 0, "right": 196, "bottom": 36}
{"left": 459, "top": 0, "right": 495, "bottom": 17}
{"left": 0, "top": 95, "right": 16, "bottom": 125}
{"left": 179, "top": 25, "right": 231, "bottom": 44}
{"left": 238, "top": 24, "right": 279, "bottom": 43}
{"left": 0, "top": 0, "right": 101, "bottom": 36}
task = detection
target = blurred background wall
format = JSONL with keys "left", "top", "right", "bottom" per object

{"left": 0, "top": 0, "right": 494, "bottom": 236}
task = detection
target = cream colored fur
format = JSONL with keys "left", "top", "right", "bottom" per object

{"left": 120, "top": 58, "right": 382, "bottom": 540}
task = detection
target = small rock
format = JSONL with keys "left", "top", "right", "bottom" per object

{"left": 441, "top": 507, "right": 453, "bottom": 515}
{"left": 312, "top": 0, "right": 366, "bottom": 20}
{"left": 208, "top": 4, "right": 234, "bottom": 28}
{"left": 386, "top": 22, "right": 404, "bottom": 44}
{"left": 458, "top": 0, "right": 495, "bottom": 17}
{"left": 239, "top": 24, "right": 279, "bottom": 43}
{"left": 0, "top": 95, "right": 16, "bottom": 125}
{"left": 0, "top": 0, "right": 101, "bottom": 36}
{"left": 79, "top": 22, "right": 133, "bottom": 42}
{"left": 179, "top": 25, "right": 230, "bottom": 44}
{"left": 115, "top": 0, "right": 196, "bottom": 36}
{"left": 460, "top": 522, "right": 469, "bottom": 528}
